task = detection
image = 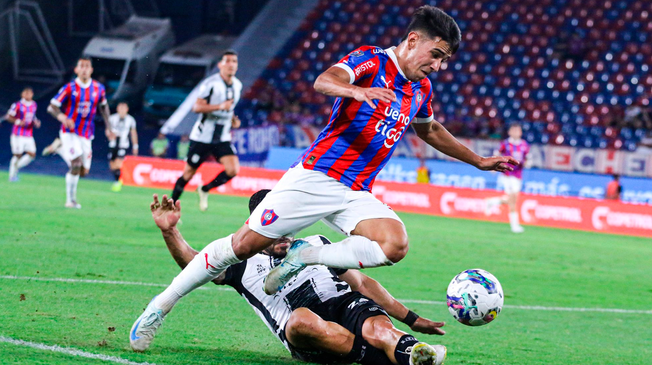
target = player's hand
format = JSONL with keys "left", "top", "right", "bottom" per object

{"left": 410, "top": 317, "right": 446, "bottom": 335}
{"left": 352, "top": 87, "right": 396, "bottom": 109}
{"left": 34, "top": 118, "right": 41, "bottom": 128}
{"left": 105, "top": 129, "right": 116, "bottom": 140}
{"left": 15, "top": 119, "right": 25, "bottom": 127}
{"left": 151, "top": 194, "right": 181, "bottom": 231}
{"left": 231, "top": 115, "right": 241, "bottom": 129}
{"left": 220, "top": 99, "right": 234, "bottom": 111}
{"left": 476, "top": 156, "right": 519, "bottom": 172}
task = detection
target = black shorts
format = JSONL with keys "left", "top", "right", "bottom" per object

{"left": 288, "top": 292, "right": 390, "bottom": 364}
{"left": 108, "top": 146, "right": 127, "bottom": 161}
{"left": 186, "top": 141, "right": 236, "bottom": 169}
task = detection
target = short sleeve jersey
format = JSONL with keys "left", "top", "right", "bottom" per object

{"left": 499, "top": 138, "right": 529, "bottom": 179}
{"left": 51, "top": 78, "right": 107, "bottom": 139}
{"left": 108, "top": 113, "right": 136, "bottom": 149}
{"left": 189, "top": 74, "right": 242, "bottom": 144}
{"left": 8, "top": 99, "right": 37, "bottom": 137}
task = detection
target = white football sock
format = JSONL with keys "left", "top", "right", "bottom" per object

{"left": 9, "top": 156, "right": 18, "bottom": 178}
{"left": 65, "top": 173, "right": 79, "bottom": 203}
{"left": 16, "top": 154, "right": 34, "bottom": 169}
{"left": 300, "top": 235, "right": 393, "bottom": 269}
{"left": 509, "top": 211, "right": 521, "bottom": 228}
{"left": 154, "top": 235, "right": 241, "bottom": 313}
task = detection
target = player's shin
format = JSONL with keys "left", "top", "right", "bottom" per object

{"left": 301, "top": 235, "right": 393, "bottom": 269}
{"left": 153, "top": 235, "right": 241, "bottom": 313}
{"left": 171, "top": 176, "right": 189, "bottom": 202}
{"left": 201, "top": 171, "right": 233, "bottom": 192}
{"left": 65, "top": 172, "right": 79, "bottom": 203}
{"left": 9, "top": 156, "right": 18, "bottom": 179}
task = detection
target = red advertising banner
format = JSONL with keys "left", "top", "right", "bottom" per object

{"left": 122, "top": 156, "right": 652, "bottom": 238}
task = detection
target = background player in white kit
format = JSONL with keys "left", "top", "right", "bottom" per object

{"left": 133, "top": 190, "right": 447, "bottom": 365}
{"left": 43, "top": 57, "right": 115, "bottom": 208}
{"left": 107, "top": 102, "right": 138, "bottom": 192}
{"left": 5, "top": 87, "right": 40, "bottom": 182}
{"left": 485, "top": 123, "right": 530, "bottom": 233}
{"left": 171, "top": 50, "right": 242, "bottom": 211}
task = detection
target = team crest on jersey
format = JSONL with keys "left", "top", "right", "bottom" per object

{"left": 416, "top": 91, "right": 423, "bottom": 103}
{"left": 261, "top": 209, "right": 279, "bottom": 226}
{"left": 350, "top": 50, "right": 364, "bottom": 57}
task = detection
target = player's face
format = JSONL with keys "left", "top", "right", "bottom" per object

{"left": 403, "top": 32, "right": 452, "bottom": 81}
{"left": 265, "top": 236, "right": 293, "bottom": 258}
{"left": 21, "top": 89, "right": 34, "bottom": 101}
{"left": 509, "top": 126, "right": 522, "bottom": 139}
{"left": 219, "top": 55, "right": 238, "bottom": 77}
{"left": 117, "top": 103, "right": 129, "bottom": 117}
{"left": 75, "top": 60, "right": 93, "bottom": 81}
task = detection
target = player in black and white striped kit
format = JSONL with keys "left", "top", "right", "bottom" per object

{"left": 131, "top": 190, "right": 447, "bottom": 365}
{"left": 171, "top": 50, "right": 242, "bottom": 211}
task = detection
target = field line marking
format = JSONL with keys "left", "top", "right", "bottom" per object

{"left": 0, "top": 336, "right": 155, "bottom": 365}
{"left": 3, "top": 275, "right": 651, "bottom": 315}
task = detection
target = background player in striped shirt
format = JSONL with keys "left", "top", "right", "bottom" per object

{"left": 131, "top": 7, "right": 517, "bottom": 348}
{"left": 484, "top": 124, "right": 530, "bottom": 233}
{"left": 43, "top": 57, "right": 115, "bottom": 208}
{"left": 5, "top": 87, "right": 40, "bottom": 182}
{"left": 107, "top": 102, "right": 139, "bottom": 192}
{"left": 132, "top": 190, "right": 447, "bottom": 365}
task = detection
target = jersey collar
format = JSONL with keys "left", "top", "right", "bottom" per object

{"left": 75, "top": 77, "right": 92, "bottom": 89}
{"left": 508, "top": 137, "right": 522, "bottom": 144}
{"left": 385, "top": 47, "right": 408, "bottom": 81}
{"left": 20, "top": 98, "right": 34, "bottom": 105}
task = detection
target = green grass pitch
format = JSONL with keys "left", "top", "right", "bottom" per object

{"left": 1, "top": 172, "right": 650, "bottom": 364}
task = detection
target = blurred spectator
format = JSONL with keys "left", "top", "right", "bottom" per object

{"left": 151, "top": 132, "right": 169, "bottom": 158}
{"left": 624, "top": 104, "right": 652, "bottom": 129}
{"left": 416, "top": 159, "right": 430, "bottom": 184}
{"left": 177, "top": 135, "right": 190, "bottom": 160}
{"left": 555, "top": 32, "right": 586, "bottom": 61}
{"left": 637, "top": 130, "right": 652, "bottom": 154}
{"left": 605, "top": 175, "right": 622, "bottom": 200}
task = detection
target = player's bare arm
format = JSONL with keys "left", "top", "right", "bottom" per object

{"left": 99, "top": 103, "right": 115, "bottom": 140}
{"left": 47, "top": 103, "right": 75, "bottom": 129}
{"left": 192, "top": 98, "right": 233, "bottom": 114}
{"left": 314, "top": 66, "right": 396, "bottom": 109}
{"left": 339, "top": 270, "right": 445, "bottom": 335}
{"left": 412, "top": 121, "right": 518, "bottom": 172}
{"left": 6, "top": 114, "right": 22, "bottom": 126}
{"left": 150, "top": 194, "right": 226, "bottom": 284}
{"left": 130, "top": 127, "right": 139, "bottom": 156}
{"left": 33, "top": 117, "right": 41, "bottom": 128}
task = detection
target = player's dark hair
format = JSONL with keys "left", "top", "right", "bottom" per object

{"left": 222, "top": 50, "right": 238, "bottom": 59}
{"left": 249, "top": 189, "right": 271, "bottom": 213}
{"left": 78, "top": 56, "right": 92, "bottom": 65}
{"left": 509, "top": 122, "right": 521, "bottom": 129}
{"left": 22, "top": 86, "right": 33, "bottom": 92}
{"left": 404, "top": 6, "right": 461, "bottom": 54}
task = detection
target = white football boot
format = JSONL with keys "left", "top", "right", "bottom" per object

{"left": 263, "top": 239, "right": 309, "bottom": 295}
{"left": 197, "top": 185, "right": 209, "bottom": 212}
{"left": 511, "top": 225, "right": 525, "bottom": 233}
{"left": 130, "top": 298, "right": 166, "bottom": 352}
{"left": 65, "top": 201, "right": 82, "bottom": 209}
{"left": 410, "top": 342, "right": 447, "bottom": 365}
{"left": 42, "top": 138, "right": 62, "bottom": 156}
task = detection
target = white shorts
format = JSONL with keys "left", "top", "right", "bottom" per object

{"left": 498, "top": 175, "right": 522, "bottom": 194}
{"left": 60, "top": 131, "right": 93, "bottom": 170}
{"left": 10, "top": 135, "right": 36, "bottom": 155}
{"left": 248, "top": 164, "right": 403, "bottom": 238}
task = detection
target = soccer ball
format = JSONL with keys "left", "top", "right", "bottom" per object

{"left": 446, "top": 268, "right": 504, "bottom": 326}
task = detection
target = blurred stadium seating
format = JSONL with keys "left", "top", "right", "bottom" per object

{"left": 239, "top": 0, "right": 652, "bottom": 151}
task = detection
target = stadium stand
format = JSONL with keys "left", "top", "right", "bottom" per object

{"left": 238, "top": 0, "right": 652, "bottom": 151}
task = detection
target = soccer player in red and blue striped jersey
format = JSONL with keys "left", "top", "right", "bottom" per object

{"left": 44, "top": 57, "right": 114, "bottom": 208}
{"left": 131, "top": 9, "right": 517, "bottom": 358}
{"left": 6, "top": 87, "right": 40, "bottom": 182}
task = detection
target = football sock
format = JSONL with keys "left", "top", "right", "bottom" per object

{"left": 348, "top": 336, "right": 393, "bottom": 365}
{"left": 112, "top": 169, "right": 121, "bottom": 181}
{"left": 201, "top": 171, "right": 233, "bottom": 192}
{"left": 153, "top": 235, "right": 241, "bottom": 314}
{"left": 9, "top": 156, "right": 18, "bottom": 178}
{"left": 16, "top": 155, "right": 33, "bottom": 169}
{"left": 300, "top": 235, "right": 393, "bottom": 269}
{"left": 394, "top": 334, "right": 419, "bottom": 365}
{"left": 65, "top": 172, "right": 79, "bottom": 203}
{"left": 171, "top": 176, "right": 188, "bottom": 202}
{"left": 509, "top": 211, "right": 520, "bottom": 228}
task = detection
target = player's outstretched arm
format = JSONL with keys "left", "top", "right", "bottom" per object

{"left": 339, "top": 270, "right": 445, "bottom": 335}
{"left": 99, "top": 103, "right": 115, "bottom": 140}
{"left": 314, "top": 67, "right": 396, "bottom": 109}
{"left": 412, "top": 121, "right": 518, "bottom": 172}
{"left": 151, "top": 194, "right": 226, "bottom": 284}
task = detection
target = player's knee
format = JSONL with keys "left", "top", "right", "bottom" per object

{"left": 286, "top": 308, "right": 318, "bottom": 339}
{"left": 377, "top": 233, "right": 409, "bottom": 264}
{"left": 225, "top": 164, "right": 239, "bottom": 177}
